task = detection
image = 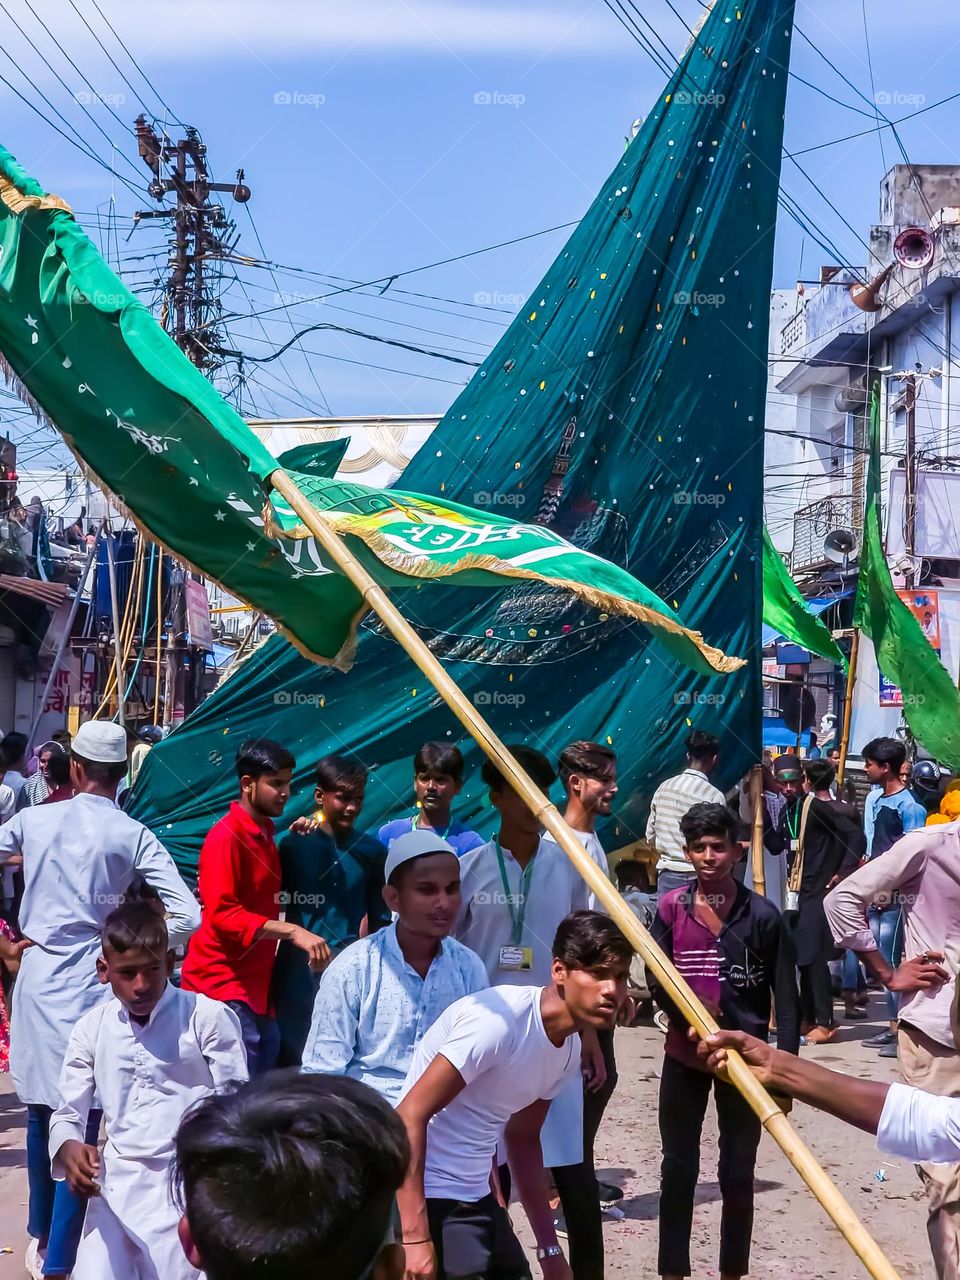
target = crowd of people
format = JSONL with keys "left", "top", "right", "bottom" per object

{"left": 0, "top": 717, "right": 956, "bottom": 1280}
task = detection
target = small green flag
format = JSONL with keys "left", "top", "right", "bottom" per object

{"left": 0, "top": 146, "right": 743, "bottom": 680}
{"left": 761, "top": 527, "right": 847, "bottom": 668}
{"left": 854, "top": 384, "right": 960, "bottom": 766}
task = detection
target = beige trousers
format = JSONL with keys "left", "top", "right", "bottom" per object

{"left": 899, "top": 1023, "right": 960, "bottom": 1280}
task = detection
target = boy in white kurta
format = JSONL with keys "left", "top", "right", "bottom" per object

{"left": 48, "top": 899, "right": 247, "bottom": 1280}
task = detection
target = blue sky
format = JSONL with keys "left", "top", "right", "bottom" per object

{"left": 2, "top": 0, "right": 960, "bottom": 443}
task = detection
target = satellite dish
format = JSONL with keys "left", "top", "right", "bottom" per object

{"left": 824, "top": 527, "right": 860, "bottom": 566}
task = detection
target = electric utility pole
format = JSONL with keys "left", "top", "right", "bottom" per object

{"left": 131, "top": 118, "right": 253, "bottom": 724}
{"left": 133, "top": 117, "right": 251, "bottom": 368}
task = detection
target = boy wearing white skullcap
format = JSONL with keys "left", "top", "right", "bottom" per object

{"left": 301, "top": 830, "right": 487, "bottom": 1102}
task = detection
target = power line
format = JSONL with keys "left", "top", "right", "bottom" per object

{"left": 215, "top": 221, "right": 579, "bottom": 328}
{"left": 84, "top": 0, "right": 185, "bottom": 126}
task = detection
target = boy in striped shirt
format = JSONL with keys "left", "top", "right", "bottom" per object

{"left": 650, "top": 802, "right": 799, "bottom": 1280}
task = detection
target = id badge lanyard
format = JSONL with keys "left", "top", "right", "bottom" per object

{"left": 494, "top": 839, "right": 536, "bottom": 945}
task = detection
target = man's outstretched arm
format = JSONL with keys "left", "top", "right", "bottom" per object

{"left": 696, "top": 1029, "right": 890, "bottom": 1134}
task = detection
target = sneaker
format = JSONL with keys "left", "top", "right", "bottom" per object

{"left": 597, "top": 1180, "right": 624, "bottom": 1204}
{"left": 843, "top": 1006, "right": 868, "bottom": 1021}
{"left": 878, "top": 1042, "right": 898, "bottom": 1058}
{"left": 601, "top": 1203, "right": 625, "bottom": 1221}
{"left": 553, "top": 1210, "right": 568, "bottom": 1240}
{"left": 25, "top": 1239, "right": 44, "bottom": 1280}
{"left": 653, "top": 1009, "right": 669, "bottom": 1035}
{"left": 863, "top": 1030, "right": 896, "bottom": 1048}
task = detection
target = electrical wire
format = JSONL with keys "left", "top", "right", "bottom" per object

{"left": 214, "top": 221, "right": 579, "bottom": 328}
{"left": 84, "top": 0, "right": 185, "bottom": 126}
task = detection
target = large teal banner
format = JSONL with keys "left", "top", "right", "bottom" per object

{"left": 131, "top": 0, "right": 796, "bottom": 872}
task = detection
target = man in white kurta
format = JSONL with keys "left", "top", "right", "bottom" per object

{"left": 49, "top": 980, "right": 247, "bottom": 1279}
{"left": 0, "top": 721, "right": 200, "bottom": 1276}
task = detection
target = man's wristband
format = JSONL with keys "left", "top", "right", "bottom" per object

{"left": 402, "top": 1239, "right": 432, "bottom": 1246}
{"left": 537, "top": 1244, "right": 563, "bottom": 1261}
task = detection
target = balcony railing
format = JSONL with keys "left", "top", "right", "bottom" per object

{"left": 780, "top": 307, "right": 805, "bottom": 354}
{"left": 792, "top": 494, "right": 854, "bottom": 573}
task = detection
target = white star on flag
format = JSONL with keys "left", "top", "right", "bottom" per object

{"left": 214, "top": 511, "right": 226, "bottom": 521}
{"left": 245, "top": 542, "right": 256, "bottom": 552}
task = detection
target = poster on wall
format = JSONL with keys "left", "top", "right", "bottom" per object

{"left": 878, "top": 589, "right": 941, "bottom": 706}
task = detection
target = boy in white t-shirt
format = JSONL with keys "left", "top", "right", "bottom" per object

{"left": 396, "top": 910, "right": 633, "bottom": 1280}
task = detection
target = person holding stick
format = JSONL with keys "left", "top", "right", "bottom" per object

{"left": 696, "top": 1027, "right": 960, "bottom": 1166}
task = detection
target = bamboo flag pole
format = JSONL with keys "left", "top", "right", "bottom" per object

{"left": 749, "top": 763, "right": 766, "bottom": 897}
{"left": 269, "top": 471, "right": 899, "bottom": 1280}
{"left": 103, "top": 519, "right": 126, "bottom": 728}
{"left": 837, "top": 630, "right": 861, "bottom": 787}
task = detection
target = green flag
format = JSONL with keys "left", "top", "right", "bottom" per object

{"left": 854, "top": 383, "right": 960, "bottom": 766}
{"left": 761, "top": 527, "right": 847, "bottom": 668}
{"left": 0, "top": 147, "right": 742, "bottom": 679}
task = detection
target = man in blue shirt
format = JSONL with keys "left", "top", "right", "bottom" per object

{"left": 379, "top": 742, "right": 485, "bottom": 858}
{"left": 301, "top": 829, "right": 487, "bottom": 1101}
{"left": 861, "top": 736, "right": 927, "bottom": 1058}
{"left": 273, "top": 754, "right": 389, "bottom": 1066}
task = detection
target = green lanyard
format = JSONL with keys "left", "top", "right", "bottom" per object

{"left": 785, "top": 803, "right": 801, "bottom": 843}
{"left": 410, "top": 812, "right": 451, "bottom": 839}
{"left": 494, "top": 839, "right": 536, "bottom": 945}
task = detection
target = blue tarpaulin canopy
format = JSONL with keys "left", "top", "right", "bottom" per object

{"left": 761, "top": 589, "right": 852, "bottom": 650}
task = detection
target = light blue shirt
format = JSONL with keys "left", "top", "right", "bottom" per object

{"left": 864, "top": 786, "right": 927, "bottom": 859}
{"left": 301, "top": 923, "right": 488, "bottom": 1102}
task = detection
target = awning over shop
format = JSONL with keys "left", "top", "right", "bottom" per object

{"left": 0, "top": 574, "right": 70, "bottom": 609}
{"left": 762, "top": 717, "right": 812, "bottom": 749}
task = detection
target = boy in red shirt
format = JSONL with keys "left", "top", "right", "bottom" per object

{"left": 181, "top": 739, "right": 329, "bottom": 1075}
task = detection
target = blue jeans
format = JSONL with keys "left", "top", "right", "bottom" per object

{"left": 226, "top": 1000, "right": 280, "bottom": 1076}
{"left": 868, "top": 907, "right": 904, "bottom": 1022}
{"left": 841, "top": 949, "right": 864, "bottom": 992}
{"left": 657, "top": 869, "right": 695, "bottom": 900}
{"left": 26, "top": 1103, "right": 101, "bottom": 1274}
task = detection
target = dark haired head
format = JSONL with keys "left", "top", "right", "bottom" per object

{"left": 102, "top": 899, "right": 169, "bottom": 957}
{"left": 685, "top": 730, "right": 719, "bottom": 764}
{"left": 72, "top": 753, "right": 127, "bottom": 787}
{"left": 614, "top": 858, "right": 650, "bottom": 892}
{"left": 175, "top": 1072, "right": 409, "bottom": 1280}
{"left": 315, "top": 753, "right": 368, "bottom": 792}
{"left": 0, "top": 732, "right": 27, "bottom": 769}
{"left": 862, "top": 737, "right": 906, "bottom": 771}
{"left": 552, "top": 910, "right": 633, "bottom": 970}
{"left": 804, "top": 759, "right": 836, "bottom": 792}
{"left": 558, "top": 741, "right": 616, "bottom": 788}
{"left": 481, "top": 746, "right": 556, "bottom": 795}
{"left": 235, "top": 739, "right": 295, "bottom": 782}
{"left": 45, "top": 749, "right": 71, "bottom": 789}
{"left": 413, "top": 741, "right": 464, "bottom": 781}
{"left": 679, "top": 801, "right": 738, "bottom": 846}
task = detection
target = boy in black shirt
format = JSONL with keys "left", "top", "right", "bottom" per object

{"left": 650, "top": 802, "right": 799, "bottom": 1280}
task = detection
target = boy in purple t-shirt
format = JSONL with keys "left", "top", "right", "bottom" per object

{"left": 379, "top": 742, "right": 484, "bottom": 858}
{"left": 650, "top": 802, "right": 799, "bottom": 1280}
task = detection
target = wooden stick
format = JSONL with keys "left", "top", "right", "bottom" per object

{"left": 749, "top": 763, "right": 766, "bottom": 897}
{"left": 269, "top": 470, "right": 900, "bottom": 1280}
{"left": 837, "top": 630, "right": 861, "bottom": 787}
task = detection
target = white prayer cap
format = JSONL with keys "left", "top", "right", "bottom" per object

{"left": 384, "top": 829, "right": 457, "bottom": 884}
{"left": 72, "top": 721, "right": 128, "bottom": 764}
